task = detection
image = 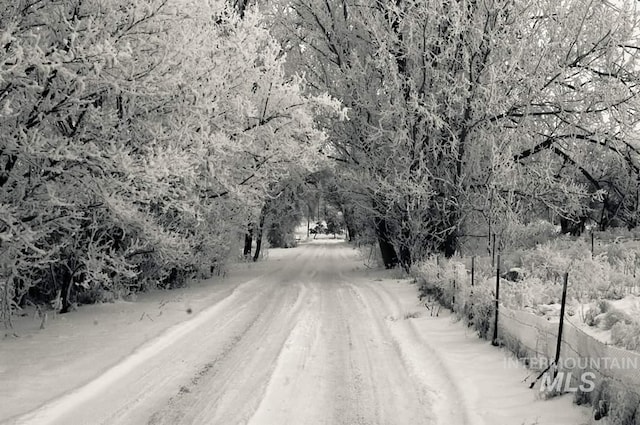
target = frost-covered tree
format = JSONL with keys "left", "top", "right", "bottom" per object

{"left": 267, "top": 0, "right": 640, "bottom": 269}
{"left": 0, "top": 0, "right": 336, "bottom": 319}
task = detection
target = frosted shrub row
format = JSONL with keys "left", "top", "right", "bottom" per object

{"left": 414, "top": 240, "right": 640, "bottom": 349}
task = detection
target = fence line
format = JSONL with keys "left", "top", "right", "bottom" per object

{"left": 420, "top": 250, "right": 640, "bottom": 420}
{"left": 498, "top": 305, "right": 640, "bottom": 398}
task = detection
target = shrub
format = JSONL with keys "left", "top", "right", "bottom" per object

{"left": 585, "top": 306, "right": 600, "bottom": 326}
{"left": 611, "top": 322, "right": 640, "bottom": 352}
{"left": 608, "top": 271, "right": 636, "bottom": 299}
{"left": 599, "top": 300, "right": 613, "bottom": 313}
{"left": 609, "top": 386, "right": 640, "bottom": 425}
{"left": 520, "top": 244, "right": 572, "bottom": 282}
{"left": 599, "top": 309, "right": 634, "bottom": 331}
{"left": 468, "top": 277, "right": 495, "bottom": 339}
{"left": 592, "top": 379, "right": 612, "bottom": 421}
{"left": 501, "top": 220, "right": 560, "bottom": 251}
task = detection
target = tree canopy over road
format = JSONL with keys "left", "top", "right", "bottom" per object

{"left": 0, "top": 0, "right": 341, "bottom": 316}
{"left": 265, "top": 0, "right": 640, "bottom": 268}
{"left": 1, "top": 0, "right": 640, "bottom": 314}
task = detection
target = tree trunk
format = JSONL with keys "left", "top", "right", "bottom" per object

{"left": 398, "top": 210, "right": 412, "bottom": 272}
{"left": 440, "top": 228, "right": 459, "bottom": 258}
{"left": 60, "top": 274, "right": 75, "bottom": 314}
{"left": 372, "top": 198, "right": 398, "bottom": 268}
{"left": 375, "top": 217, "right": 398, "bottom": 269}
{"left": 253, "top": 203, "right": 268, "bottom": 262}
{"left": 560, "top": 216, "right": 586, "bottom": 236}
{"left": 343, "top": 208, "right": 357, "bottom": 242}
{"left": 243, "top": 223, "right": 253, "bottom": 258}
{"left": 398, "top": 238, "right": 411, "bottom": 272}
{"left": 346, "top": 224, "right": 356, "bottom": 242}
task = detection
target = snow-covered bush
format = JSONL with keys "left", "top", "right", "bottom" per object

{"left": 611, "top": 322, "right": 640, "bottom": 352}
{"left": 0, "top": 0, "right": 336, "bottom": 319}
{"left": 607, "top": 271, "right": 636, "bottom": 299}
{"left": 499, "top": 275, "right": 562, "bottom": 309}
{"left": 605, "top": 243, "right": 634, "bottom": 266}
{"left": 519, "top": 241, "right": 589, "bottom": 281}
{"left": 513, "top": 241, "right": 634, "bottom": 308}
{"left": 584, "top": 300, "right": 612, "bottom": 327}
{"left": 587, "top": 378, "right": 640, "bottom": 424}
{"left": 569, "top": 255, "right": 611, "bottom": 305}
{"left": 414, "top": 257, "right": 468, "bottom": 311}
{"left": 470, "top": 255, "right": 495, "bottom": 280}
{"left": 596, "top": 227, "right": 640, "bottom": 243}
{"left": 467, "top": 276, "right": 497, "bottom": 339}
{"left": 598, "top": 309, "right": 634, "bottom": 331}
{"left": 500, "top": 220, "right": 560, "bottom": 251}
{"left": 414, "top": 257, "right": 496, "bottom": 337}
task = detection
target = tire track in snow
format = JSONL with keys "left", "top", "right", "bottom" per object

{"left": 246, "top": 284, "right": 324, "bottom": 425}
{"left": 245, "top": 258, "right": 441, "bottom": 425}
{"left": 358, "top": 279, "right": 475, "bottom": 425}
{"left": 150, "top": 282, "right": 312, "bottom": 425}
{"left": 145, "top": 248, "right": 319, "bottom": 425}
{"left": 9, "top": 263, "right": 291, "bottom": 425}
{"left": 6, "top": 241, "right": 495, "bottom": 425}
{"left": 338, "top": 282, "right": 436, "bottom": 425}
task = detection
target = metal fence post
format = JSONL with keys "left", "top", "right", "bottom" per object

{"left": 554, "top": 272, "right": 570, "bottom": 377}
{"left": 471, "top": 256, "right": 475, "bottom": 287}
{"left": 492, "top": 254, "right": 501, "bottom": 346}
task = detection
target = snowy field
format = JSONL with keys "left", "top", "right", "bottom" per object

{"left": 0, "top": 240, "right": 590, "bottom": 425}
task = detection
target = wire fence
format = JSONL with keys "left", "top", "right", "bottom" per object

{"left": 417, "top": 244, "right": 640, "bottom": 422}
{"left": 498, "top": 306, "right": 640, "bottom": 396}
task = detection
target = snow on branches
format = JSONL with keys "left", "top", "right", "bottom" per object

{"left": 0, "top": 0, "right": 336, "bottom": 317}
{"left": 267, "top": 0, "right": 640, "bottom": 265}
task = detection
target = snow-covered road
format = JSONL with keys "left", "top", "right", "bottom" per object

{"left": 2, "top": 240, "right": 589, "bottom": 425}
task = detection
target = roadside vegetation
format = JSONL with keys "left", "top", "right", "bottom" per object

{"left": 3, "top": 0, "right": 640, "bottom": 336}
{"left": 0, "top": 0, "right": 342, "bottom": 322}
